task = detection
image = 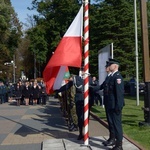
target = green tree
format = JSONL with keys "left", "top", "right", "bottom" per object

{"left": 0, "top": 0, "right": 22, "bottom": 81}
{"left": 89, "top": 0, "right": 142, "bottom": 79}
{"left": 23, "top": 0, "right": 143, "bottom": 81}
{"left": 25, "top": 0, "right": 82, "bottom": 78}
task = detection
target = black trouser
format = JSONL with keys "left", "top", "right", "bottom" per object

{"left": 108, "top": 109, "right": 123, "bottom": 142}
{"left": 106, "top": 108, "right": 115, "bottom": 139}
{"left": 75, "top": 101, "right": 84, "bottom": 134}
{"left": 94, "top": 93, "right": 102, "bottom": 105}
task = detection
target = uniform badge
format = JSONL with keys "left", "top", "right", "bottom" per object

{"left": 117, "top": 79, "right": 121, "bottom": 84}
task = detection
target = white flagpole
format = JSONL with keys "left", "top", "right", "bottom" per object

{"left": 134, "top": 0, "right": 139, "bottom": 105}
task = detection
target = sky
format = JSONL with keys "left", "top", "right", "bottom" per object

{"left": 10, "top": 0, "right": 38, "bottom": 29}
{"left": 10, "top": 0, "right": 95, "bottom": 30}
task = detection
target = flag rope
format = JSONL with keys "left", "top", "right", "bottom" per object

{"left": 83, "top": 0, "right": 89, "bottom": 146}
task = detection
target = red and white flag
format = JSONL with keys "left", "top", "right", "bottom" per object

{"left": 43, "top": 5, "right": 83, "bottom": 94}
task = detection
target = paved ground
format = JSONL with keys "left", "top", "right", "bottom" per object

{"left": 0, "top": 97, "right": 142, "bottom": 150}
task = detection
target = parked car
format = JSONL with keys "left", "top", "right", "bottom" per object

{"left": 124, "top": 81, "right": 130, "bottom": 94}
{"left": 124, "top": 81, "right": 145, "bottom": 94}
{"left": 139, "top": 82, "right": 145, "bottom": 93}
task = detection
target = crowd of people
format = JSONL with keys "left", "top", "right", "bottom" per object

{"left": 0, "top": 79, "right": 47, "bottom": 106}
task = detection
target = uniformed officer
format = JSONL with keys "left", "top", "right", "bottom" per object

{"left": 100, "top": 61, "right": 116, "bottom": 146}
{"left": 106, "top": 58, "right": 125, "bottom": 150}
{"left": 73, "top": 72, "right": 84, "bottom": 140}
{"left": 67, "top": 76, "right": 78, "bottom": 132}
{"left": 92, "top": 61, "right": 115, "bottom": 146}
{"left": 56, "top": 71, "right": 84, "bottom": 140}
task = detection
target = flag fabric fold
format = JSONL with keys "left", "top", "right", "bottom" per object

{"left": 43, "top": 5, "right": 83, "bottom": 94}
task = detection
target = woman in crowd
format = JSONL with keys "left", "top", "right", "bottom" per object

{"left": 14, "top": 82, "right": 22, "bottom": 106}
{"left": 31, "top": 81, "right": 40, "bottom": 105}
{"left": 22, "top": 81, "right": 31, "bottom": 106}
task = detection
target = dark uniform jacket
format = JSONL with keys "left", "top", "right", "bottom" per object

{"left": 57, "top": 81, "right": 73, "bottom": 93}
{"left": 57, "top": 76, "right": 84, "bottom": 103}
{"left": 73, "top": 76, "right": 84, "bottom": 103}
{"left": 100, "top": 74, "right": 111, "bottom": 106}
{"left": 107, "top": 71, "right": 125, "bottom": 110}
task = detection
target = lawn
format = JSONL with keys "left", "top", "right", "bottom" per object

{"left": 91, "top": 94, "right": 150, "bottom": 150}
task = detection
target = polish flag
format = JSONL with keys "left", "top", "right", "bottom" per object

{"left": 43, "top": 6, "right": 83, "bottom": 94}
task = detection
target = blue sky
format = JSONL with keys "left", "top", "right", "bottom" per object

{"left": 10, "top": 0, "right": 37, "bottom": 24}
{"left": 10, "top": 0, "right": 95, "bottom": 23}
{"left": 10, "top": 0, "right": 95, "bottom": 29}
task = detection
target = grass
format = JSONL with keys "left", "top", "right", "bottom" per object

{"left": 91, "top": 94, "right": 150, "bottom": 150}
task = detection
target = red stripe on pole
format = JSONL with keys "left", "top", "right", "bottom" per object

{"left": 85, "top": 3, "right": 88, "bottom": 10}
{"left": 84, "top": 26, "right": 89, "bottom": 32}
{"left": 85, "top": 117, "right": 89, "bottom": 123}
{"left": 84, "top": 90, "right": 88, "bottom": 98}
{"left": 84, "top": 51, "right": 89, "bottom": 57}
{"left": 85, "top": 76, "right": 88, "bottom": 82}
{"left": 84, "top": 38, "right": 89, "bottom": 44}
{"left": 84, "top": 132, "right": 89, "bottom": 141}
{"left": 84, "top": 103, "right": 89, "bottom": 111}
{"left": 84, "top": 63, "right": 89, "bottom": 71}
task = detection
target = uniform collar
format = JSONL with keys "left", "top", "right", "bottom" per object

{"left": 108, "top": 72, "right": 112, "bottom": 76}
{"left": 111, "top": 70, "right": 118, "bottom": 76}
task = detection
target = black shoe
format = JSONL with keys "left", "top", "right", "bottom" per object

{"left": 102, "top": 138, "right": 116, "bottom": 146}
{"left": 111, "top": 142, "right": 123, "bottom": 150}
{"left": 111, "top": 145, "right": 123, "bottom": 150}
{"left": 77, "top": 134, "right": 83, "bottom": 140}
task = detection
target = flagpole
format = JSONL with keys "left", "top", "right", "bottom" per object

{"left": 134, "top": 0, "right": 139, "bottom": 106}
{"left": 83, "top": 0, "right": 89, "bottom": 146}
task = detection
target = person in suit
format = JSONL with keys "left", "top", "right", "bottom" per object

{"left": 100, "top": 61, "right": 119, "bottom": 147}
{"left": 31, "top": 81, "right": 40, "bottom": 105}
{"left": 91, "top": 61, "right": 114, "bottom": 146}
{"left": 40, "top": 83, "right": 47, "bottom": 105}
{"left": 92, "top": 76, "right": 102, "bottom": 106}
{"left": 22, "top": 81, "right": 31, "bottom": 106}
{"left": 73, "top": 72, "right": 84, "bottom": 140}
{"left": 105, "top": 58, "right": 125, "bottom": 150}
{"left": 14, "top": 82, "right": 22, "bottom": 106}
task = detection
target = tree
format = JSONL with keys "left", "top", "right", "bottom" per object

{"left": 0, "top": 0, "right": 22, "bottom": 82}
{"left": 89, "top": 0, "right": 142, "bottom": 78}
{"left": 25, "top": 0, "right": 82, "bottom": 78}
{"left": 23, "top": 0, "right": 143, "bottom": 81}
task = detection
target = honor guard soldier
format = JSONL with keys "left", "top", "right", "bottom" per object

{"left": 56, "top": 73, "right": 84, "bottom": 139}
{"left": 67, "top": 76, "right": 78, "bottom": 132}
{"left": 92, "top": 61, "right": 115, "bottom": 146}
{"left": 100, "top": 61, "right": 115, "bottom": 146}
{"left": 73, "top": 71, "right": 84, "bottom": 140}
{"left": 105, "top": 58, "right": 125, "bottom": 150}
